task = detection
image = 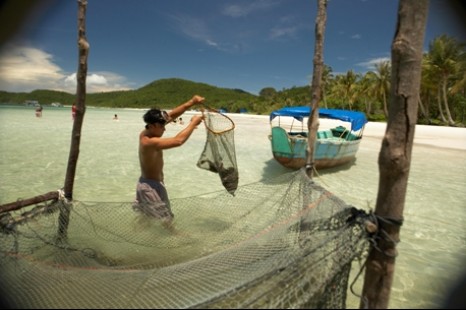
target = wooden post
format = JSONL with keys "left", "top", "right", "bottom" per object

{"left": 306, "top": 0, "right": 327, "bottom": 178}
{"left": 0, "top": 191, "right": 59, "bottom": 213}
{"left": 360, "top": 1, "right": 429, "bottom": 308}
{"left": 58, "top": 0, "right": 89, "bottom": 241}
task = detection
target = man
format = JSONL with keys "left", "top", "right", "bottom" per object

{"left": 71, "top": 103, "right": 77, "bottom": 120}
{"left": 133, "top": 95, "right": 205, "bottom": 229}
{"left": 35, "top": 104, "right": 43, "bottom": 117}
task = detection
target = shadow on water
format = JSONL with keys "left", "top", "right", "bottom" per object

{"left": 260, "top": 159, "right": 294, "bottom": 182}
{"left": 260, "top": 157, "right": 357, "bottom": 181}
{"left": 313, "top": 158, "right": 357, "bottom": 176}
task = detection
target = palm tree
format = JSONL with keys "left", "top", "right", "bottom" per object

{"left": 320, "top": 64, "right": 333, "bottom": 108}
{"left": 449, "top": 41, "right": 466, "bottom": 96}
{"left": 419, "top": 54, "right": 439, "bottom": 123}
{"left": 356, "top": 72, "right": 375, "bottom": 115}
{"left": 329, "top": 70, "right": 360, "bottom": 109}
{"left": 425, "top": 35, "right": 463, "bottom": 125}
{"left": 367, "top": 61, "right": 391, "bottom": 118}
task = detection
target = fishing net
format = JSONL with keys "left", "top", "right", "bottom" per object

{"left": 197, "top": 108, "right": 238, "bottom": 195}
{"left": 0, "top": 170, "right": 371, "bottom": 309}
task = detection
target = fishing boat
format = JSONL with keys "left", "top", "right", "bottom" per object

{"left": 269, "top": 106, "right": 368, "bottom": 170}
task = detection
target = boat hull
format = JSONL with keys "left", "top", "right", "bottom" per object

{"left": 273, "top": 140, "right": 360, "bottom": 170}
{"left": 269, "top": 107, "right": 367, "bottom": 171}
{"left": 270, "top": 127, "right": 362, "bottom": 170}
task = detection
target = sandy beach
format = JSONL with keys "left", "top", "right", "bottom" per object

{"left": 363, "top": 121, "right": 466, "bottom": 151}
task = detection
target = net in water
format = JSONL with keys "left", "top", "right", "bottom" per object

{"left": 0, "top": 169, "right": 370, "bottom": 309}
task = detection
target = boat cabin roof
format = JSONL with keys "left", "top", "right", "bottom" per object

{"left": 270, "top": 106, "right": 367, "bottom": 131}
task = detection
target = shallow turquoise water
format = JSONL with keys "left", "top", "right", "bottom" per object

{"left": 1, "top": 104, "right": 465, "bottom": 308}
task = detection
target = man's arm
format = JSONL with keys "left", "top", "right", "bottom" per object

{"left": 167, "top": 95, "right": 204, "bottom": 121}
{"left": 142, "top": 115, "right": 204, "bottom": 150}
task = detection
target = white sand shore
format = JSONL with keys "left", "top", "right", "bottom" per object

{"left": 363, "top": 122, "right": 466, "bottom": 151}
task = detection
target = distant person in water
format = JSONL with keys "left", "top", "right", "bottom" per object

{"left": 113, "top": 114, "right": 119, "bottom": 121}
{"left": 35, "top": 105, "right": 43, "bottom": 117}
{"left": 132, "top": 95, "right": 205, "bottom": 230}
{"left": 71, "top": 104, "right": 77, "bottom": 120}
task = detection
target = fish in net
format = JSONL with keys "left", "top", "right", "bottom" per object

{"left": 197, "top": 108, "right": 238, "bottom": 195}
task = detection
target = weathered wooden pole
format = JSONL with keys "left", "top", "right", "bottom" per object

{"left": 0, "top": 191, "right": 59, "bottom": 214}
{"left": 305, "top": 0, "right": 327, "bottom": 179}
{"left": 360, "top": 0, "right": 429, "bottom": 308}
{"left": 57, "top": 0, "right": 89, "bottom": 240}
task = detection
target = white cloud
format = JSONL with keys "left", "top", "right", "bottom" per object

{"left": 351, "top": 34, "right": 362, "bottom": 39}
{"left": 269, "top": 26, "right": 298, "bottom": 39}
{"left": 169, "top": 14, "right": 212, "bottom": 43}
{"left": 0, "top": 45, "right": 65, "bottom": 92}
{"left": 169, "top": 1, "right": 300, "bottom": 53}
{"left": 357, "top": 57, "right": 391, "bottom": 70}
{"left": 169, "top": 13, "right": 243, "bottom": 53}
{"left": 64, "top": 72, "right": 133, "bottom": 93}
{"left": 222, "top": 0, "right": 281, "bottom": 17}
{"left": 268, "top": 15, "right": 309, "bottom": 41}
{"left": 206, "top": 39, "right": 219, "bottom": 47}
{"left": 0, "top": 45, "right": 133, "bottom": 93}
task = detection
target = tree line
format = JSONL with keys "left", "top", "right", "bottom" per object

{"left": 1, "top": 35, "right": 463, "bottom": 126}
{"left": 262, "top": 34, "right": 465, "bottom": 126}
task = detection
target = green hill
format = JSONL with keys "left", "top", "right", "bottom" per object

{"left": 90, "top": 78, "right": 259, "bottom": 111}
{"left": 0, "top": 78, "right": 263, "bottom": 113}
{"left": 0, "top": 89, "right": 75, "bottom": 107}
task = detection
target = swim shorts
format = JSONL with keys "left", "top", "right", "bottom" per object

{"left": 132, "top": 177, "right": 174, "bottom": 221}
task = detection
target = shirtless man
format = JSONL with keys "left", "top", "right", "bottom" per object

{"left": 133, "top": 95, "right": 205, "bottom": 228}
{"left": 71, "top": 103, "right": 77, "bottom": 120}
{"left": 35, "top": 104, "right": 43, "bottom": 117}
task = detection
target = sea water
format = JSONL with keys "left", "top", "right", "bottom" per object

{"left": 0, "top": 105, "right": 465, "bottom": 308}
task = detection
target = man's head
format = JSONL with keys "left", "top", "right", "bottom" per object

{"left": 143, "top": 108, "right": 169, "bottom": 129}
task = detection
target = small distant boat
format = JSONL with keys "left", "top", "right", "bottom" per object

{"left": 269, "top": 106, "right": 368, "bottom": 170}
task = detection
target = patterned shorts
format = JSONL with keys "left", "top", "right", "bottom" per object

{"left": 132, "top": 177, "right": 174, "bottom": 221}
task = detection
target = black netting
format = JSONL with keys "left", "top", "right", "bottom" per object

{"left": 0, "top": 170, "right": 370, "bottom": 309}
{"left": 197, "top": 109, "right": 238, "bottom": 195}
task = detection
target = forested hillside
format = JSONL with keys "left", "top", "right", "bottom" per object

{"left": 0, "top": 78, "right": 266, "bottom": 113}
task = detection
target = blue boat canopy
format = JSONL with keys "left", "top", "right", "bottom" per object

{"left": 270, "top": 106, "right": 368, "bottom": 131}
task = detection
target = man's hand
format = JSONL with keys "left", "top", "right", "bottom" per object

{"left": 190, "top": 95, "right": 205, "bottom": 105}
{"left": 191, "top": 115, "right": 204, "bottom": 126}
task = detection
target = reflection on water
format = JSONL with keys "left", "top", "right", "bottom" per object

{"left": 1, "top": 105, "right": 465, "bottom": 308}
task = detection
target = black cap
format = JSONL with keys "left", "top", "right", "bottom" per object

{"left": 143, "top": 109, "right": 169, "bottom": 126}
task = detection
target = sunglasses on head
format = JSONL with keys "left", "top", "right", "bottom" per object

{"left": 145, "top": 110, "right": 169, "bottom": 129}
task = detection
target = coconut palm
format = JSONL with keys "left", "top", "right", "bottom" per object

{"left": 371, "top": 61, "right": 391, "bottom": 118}
{"left": 425, "top": 35, "right": 463, "bottom": 125}
{"left": 449, "top": 42, "right": 466, "bottom": 96}
{"left": 356, "top": 72, "right": 375, "bottom": 115}
{"left": 329, "top": 70, "right": 360, "bottom": 110}
{"left": 320, "top": 64, "right": 333, "bottom": 108}
{"left": 420, "top": 53, "right": 440, "bottom": 123}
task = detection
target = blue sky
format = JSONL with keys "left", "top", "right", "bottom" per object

{"left": 0, "top": 0, "right": 464, "bottom": 95}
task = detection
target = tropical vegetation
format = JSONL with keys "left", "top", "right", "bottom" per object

{"left": 0, "top": 35, "right": 464, "bottom": 127}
